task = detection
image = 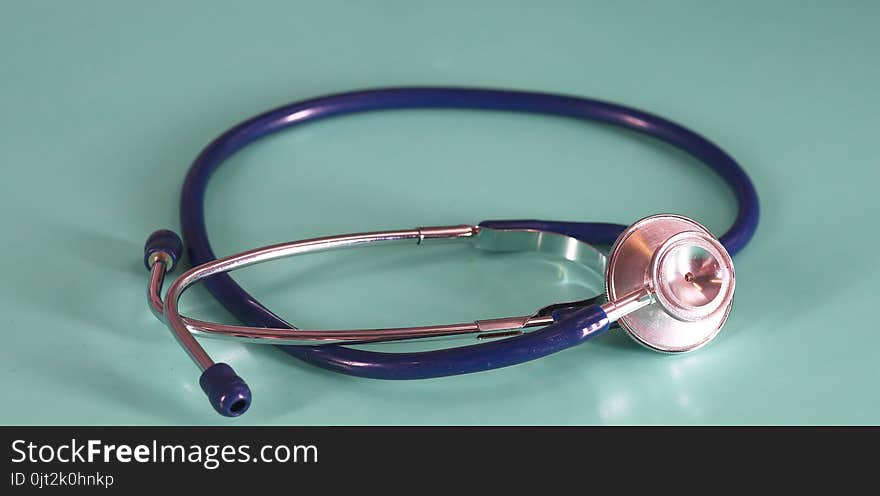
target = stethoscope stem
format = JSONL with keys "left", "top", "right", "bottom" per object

{"left": 599, "top": 288, "right": 654, "bottom": 323}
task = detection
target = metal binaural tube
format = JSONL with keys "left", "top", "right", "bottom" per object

{"left": 147, "top": 225, "right": 607, "bottom": 347}
{"left": 147, "top": 260, "right": 167, "bottom": 319}
{"left": 417, "top": 225, "right": 478, "bottom": 243}
{"left": 144, "top": 229, "right": 214, "bottom": 371}
{"left": 144, "top": 223, "right": 608, "bottom": 415}
{"left": 145, "top": 229, "right": 250, "bottom": 417}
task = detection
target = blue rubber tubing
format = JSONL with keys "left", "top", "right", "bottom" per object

{"left": 179, "top": 87, "right": 759, "bottom": 380}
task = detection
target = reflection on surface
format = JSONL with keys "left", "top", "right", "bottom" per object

{"left": 590, "top": 350, "right": 710, "bottom": 423}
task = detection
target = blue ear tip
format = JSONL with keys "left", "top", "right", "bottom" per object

{"left": 199, "top": 363, "right": 251, "bottom": 417}
{"left": 143, "top": 229, "right": 184, "bottom": 271}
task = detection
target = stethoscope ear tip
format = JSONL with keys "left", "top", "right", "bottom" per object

{"left": 144, "top": 229, "right": 183, "bottom": 272}
{"left": 199, "top": 363, "right": 251, "bottom": 417}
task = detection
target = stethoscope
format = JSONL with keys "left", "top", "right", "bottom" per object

{"left": 144, "top": 87, "right": 759, "bottom": 417}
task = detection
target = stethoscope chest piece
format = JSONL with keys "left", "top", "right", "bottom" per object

{"left": 606, "top": 214, "right": 736, "bottom": 353}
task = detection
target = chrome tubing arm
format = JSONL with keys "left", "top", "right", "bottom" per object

{"left": 148, "top": 225, "right": 607, "bottom": 369}
{"left": 148, "top": 259, "right": 167, "bottom": 319}
{"left": 181, "top": 314, "right": 557, "bottom": 345}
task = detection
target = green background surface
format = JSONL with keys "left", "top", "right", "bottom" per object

{"left": 1, "top": 1, "right": 877, "bottom": 425}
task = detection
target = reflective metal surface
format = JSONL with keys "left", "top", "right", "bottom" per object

{"left": 650, "top": 231, "right": 734, "bottom": 323}
{"left": 149, "top": 225, "right": 607, "bottom": 361}
{"left": 147, "top": 260, "right": 167, "bottom": 319}
{"left": 600, "top": 288, "right": 653, "bottom": 323}
{"left": 473, "top": 227, "right": 606, "bottom": 282}
{"left": 605, "top": 214, "right": 735, "bottom": 353}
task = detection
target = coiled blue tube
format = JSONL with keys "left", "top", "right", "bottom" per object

{"left": 179, "top": 87, "right": 759, "bottom": 379}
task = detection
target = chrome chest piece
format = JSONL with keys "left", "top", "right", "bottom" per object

{"left": 605, "top": 214, "right": 735, "bottom": 352}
